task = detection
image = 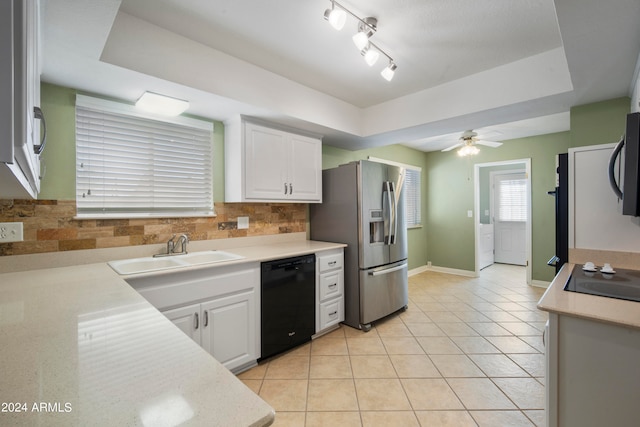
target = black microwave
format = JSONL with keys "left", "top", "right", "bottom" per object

{"left": 609, "top": 112, "right": 640, "bottom": 216}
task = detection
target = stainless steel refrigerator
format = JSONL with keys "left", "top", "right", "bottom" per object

{"left": 310, "top": 160, "right": 408, "bottom": 331}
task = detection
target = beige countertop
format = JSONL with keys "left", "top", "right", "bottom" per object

{"left": 537, "top": 263, "right": 640, "bottom": 330}
{"left": 0, "top": 239, "right": 345, "bottom": 426}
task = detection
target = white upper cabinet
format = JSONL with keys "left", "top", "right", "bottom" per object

{"left": 225, "top": 117, "right": 322, "bottom": 203}
{"left": 0, "top": 0, "right": 44, "bottom": 199}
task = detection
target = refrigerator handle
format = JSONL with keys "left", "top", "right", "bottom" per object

{"left": 384, "top": 181, "right": 393, "bottom": 244}
{"left": 390, "top": 181, "right": 398, "bottom": 244}
{"left": 369, "top": 262, "right": 408, "bottom": 276}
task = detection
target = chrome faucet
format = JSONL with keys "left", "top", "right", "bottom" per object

{"left": 175, "top": 234, "right": 189, "bottom": 255}
{"left": 166, "top": 234, "right": 177, "bottom": 254}
{"left": 154, "top": 234, "right": 188, "bottom": 257}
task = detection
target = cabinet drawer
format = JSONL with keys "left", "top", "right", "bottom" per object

{"left": 319, "top": 271, "right": 343, "bottom": 301}
{"left": 319, "top": 298, "right": 343, "bottom": 331}
{"left": 318, "top": 252, "right": 343, "bottom": 273}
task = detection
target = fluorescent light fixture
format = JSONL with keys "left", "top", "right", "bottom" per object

{"left": 381, "top": 62, "right": 397, "bottom": 81}
{"left": 324, "top": 2, "right": 346, "bottom": 30}
{"left": 135, "top": 92, "right": 189, "bottom": 116}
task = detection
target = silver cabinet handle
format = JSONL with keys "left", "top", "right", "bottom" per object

{"left": 204, "top": 311, "right": 209, "bottom": 327}
{"left": 329, "top": 311, "right": 338, "bottom": 316}
{"left": 328, "top": 260, "right": 337, "bottom": 266}
{"left": 328, "top": 283, "right": 337, "bottom": 288}
{"left": 289, "top": 183, "right": 293, "bottom": 194}
{"left": 284, "top": 183, "right": 288, "bottom": 194}
{"left": 194, "top": 312, "right": 199, "bottom": 330}
{"left": 33, "top": 107, "right": 47, "bottom": 155}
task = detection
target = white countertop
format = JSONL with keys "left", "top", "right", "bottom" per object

{"left": 0, "top": 240, "right": 345, "bottom": 426}
{"left": 537, "top": 263, "right": 640, "bottom": 330}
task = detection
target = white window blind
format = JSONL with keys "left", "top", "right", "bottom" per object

{"left": 368, "top": 157, "right": 422, "bottom": 228}
{"left": 498, "top": 178, "right": 527, "bottom": 222}
{"left": 404, "top": 168, "right": 422, "bottom": 227}
{"left": 75, "top": 95, "right": 214, "bottom": 218}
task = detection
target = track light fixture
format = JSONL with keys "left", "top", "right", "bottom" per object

{"left": 323, "top": 1, "right": 346, "bottom": 30}
{"left": 361, "top": 44, "right": 380, "bottom": 66}
{"left": 380, "top": 61, "right": 397, "bottom": 81}
{"left": 323, "top": 1, "right": 397, "bottom": 81}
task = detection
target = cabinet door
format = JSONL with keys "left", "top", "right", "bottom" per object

{"left": 162, "top": 303, "right": 201, "bottom": 345}
{"left": 244, "top": 122, "right": 288, "bottom": 200}
{"left": 288, "top": 134, "right": 322, "bottom": 201}
{"left": 200, "top": 289, "right": 257, "bottom": 371}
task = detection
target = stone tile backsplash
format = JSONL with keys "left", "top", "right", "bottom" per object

{"left": 0, "top": 199, "right": 307, "bottom": 256}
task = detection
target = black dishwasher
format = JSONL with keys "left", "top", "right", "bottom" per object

{"left": 260, "top": 254, "right": 316, "bottom": 360}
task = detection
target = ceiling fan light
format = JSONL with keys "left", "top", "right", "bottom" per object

{"left": 362, "top": 46, "right": 379, "bottom": 66}
{"left": 457, "top": 145, "right": 480, "bottom": 157}
{"left": 324, "top": 5, "right": 346, "bottom": 30}
{"left": 381, "top": 62, "right": 397, "bottom": 81}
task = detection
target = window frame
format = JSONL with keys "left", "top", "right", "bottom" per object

{"left": 74, "top": 94, "right": 215, "bottom": 219}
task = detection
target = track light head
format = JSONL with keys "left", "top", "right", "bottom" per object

{"left": 324, "top": 2, "right": 346, "bottom": 30}
{"left": 352, "top": 17, "right": 377, "bottom": 50}
{"left": 361, "top": 45, "right": 379, "bottom": 66}
{"left": 381, "top": 62, "right": 397, "bottom": 81}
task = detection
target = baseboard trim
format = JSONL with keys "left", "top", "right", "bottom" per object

{"left": 530, "top": 280, "right": 551, "bottom": 289}
{"left": 409, "top": 264, "right": 477, "bottom": 278}
{"left": 408, "top": 265, "right": 429, "bottom": 277}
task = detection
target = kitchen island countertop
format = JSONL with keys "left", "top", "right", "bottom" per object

{"left": 537, "top": 263, "right": 640, "bottom": 330}
{"left": 0, "top": 239, "right": 345, "bottom": 426}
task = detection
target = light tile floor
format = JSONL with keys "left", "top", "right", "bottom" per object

{"left": 238, "top": 264, "right": 547, "bottom": 427}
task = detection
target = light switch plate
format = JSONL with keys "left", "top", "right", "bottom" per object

{"left": 467, "top": 210, "right": 473, "bottom": 218}
{"left": 0, "top": 222, "right": 24, "bottom": 242}
{"left": 237, "top": 216, "right": 249, "bottom": 230}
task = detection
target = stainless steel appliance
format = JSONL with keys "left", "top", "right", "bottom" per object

{"left": 608, "top": 112, "right": 640, "bottom": 216}
{"left": 260, "top": 254, "right": 316, "bottom": 360}
{"left": 310, "top": 160, "right": 408, "bottom": 331}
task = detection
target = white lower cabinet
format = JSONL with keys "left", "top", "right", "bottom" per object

{"left": 316, "top": 248, "right": 345, "bottom": 333}
{"left": 128, "top": 263, "right": 260, "bottom": 373}
{"left": 200, "top": 290, "right": 256, "bottom": 369}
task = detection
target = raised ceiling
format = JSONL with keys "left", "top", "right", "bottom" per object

{"left": 41, "top": 0, "right": 640, "bottom": 151}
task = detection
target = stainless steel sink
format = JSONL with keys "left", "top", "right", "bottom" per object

{"left": 108, "top": 250, "right": 244, "bottom": 275}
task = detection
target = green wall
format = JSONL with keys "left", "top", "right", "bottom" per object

{"left": 39, "top": 82, "right": 631, "bottom": 282}
{"left": 321, "top": 144, "right": 429, "bottom": 271}
{"left": 38, "top": 83, "right": 226, "bottom": 202}
{"left": 424, "top": 97, "right": 630, "bottom": 282}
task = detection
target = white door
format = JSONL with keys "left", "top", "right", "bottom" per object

{"left": 479, "top": 223, "right": 494, "bottom": 269}
{"left": 493, "top": 172, "right": 527, "bottom": 265}
{"left": 162, "top": 303, "right": 201, "bottom": 345}
{"left": 201, "top": 290, "right": 256, "bottom": 371}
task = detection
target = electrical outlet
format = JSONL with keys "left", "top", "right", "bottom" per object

{"left": 0, "top": 222, "right": 24, "bottom": 243}
{"left": 237, "top": 216, "right": 249, "bottom": 230}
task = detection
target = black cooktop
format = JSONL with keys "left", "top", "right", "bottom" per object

{"left": 564, "top": 266, "right": 640, "bottom": 303}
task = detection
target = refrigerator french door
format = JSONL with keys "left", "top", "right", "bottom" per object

{"left": 310, "top": 160, "right": 409, "bottom": 331}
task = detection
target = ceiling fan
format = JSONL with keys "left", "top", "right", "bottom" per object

{"left": 441, "top": 130, "right": 503, "bottom": 156}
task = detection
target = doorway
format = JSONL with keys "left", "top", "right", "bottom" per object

{"left": 474, "top": 159, "right": 532, "bottom": 284}
{"left": 491, "top": 170, "right": 527, "bottom": 265}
